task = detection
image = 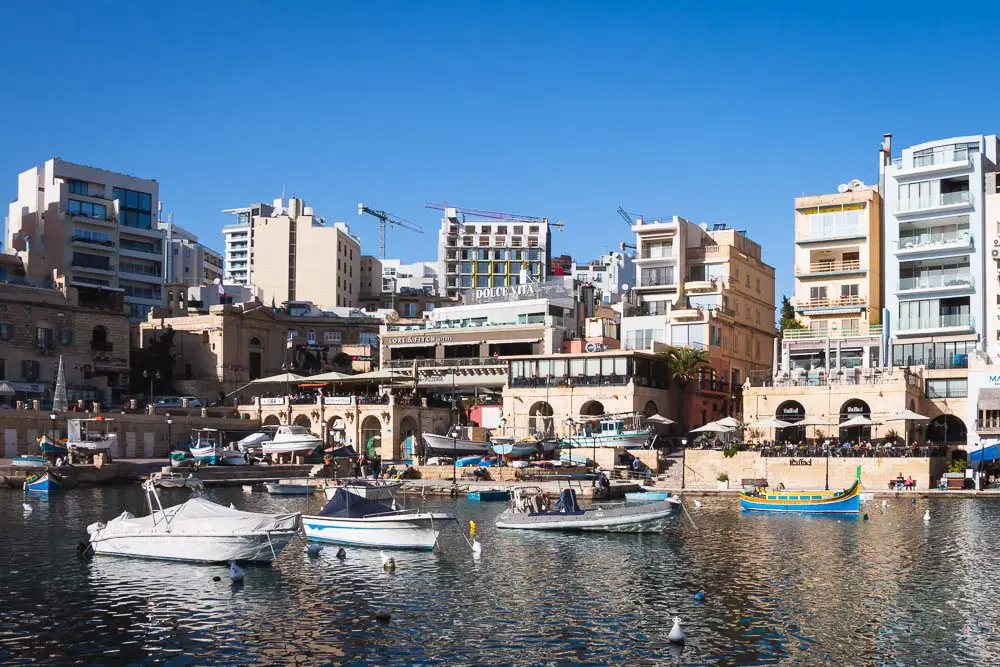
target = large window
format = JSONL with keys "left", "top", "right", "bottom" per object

{"left": 801, "top": 203, "right": 863, "bottom": 238}
{"left": 893, "top": 341, "right": 973, "bottom": 369}
{"left": 113, "top": 187, "right": 154, "bottom": 229}
{"left": 641, "top": 267, "right": 674, "bottom": 286}
{"left": 642, "top": 241, "right": 673, "bottom": 259}
{"left": 898, "top": 297, "right": 970, "bottom": 331}
{"left": 67, "top": 199, "right": 107, "bottom": 220}
{"left": 71, "top": 252, "right": 111, "bottom": 271}
{"left": 68, "top": 180, "right": 89, "bottom": 195}
{"left": 72, "top": 228, "right": 112, "bottom": 245}
{"left": 671, "top": 324, "right": 706, "bottom": 348}
{"left": 119, "top": 260, "right": 161, "bottom": 277}
{"left": 926, "top": 378, "right": 968, "bottom": 398}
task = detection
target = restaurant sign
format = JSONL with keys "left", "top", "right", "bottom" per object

{"left": 260, "top": 397, "right": 285, "bottom": 406}
{"left": 386, "top": 335, "right": 454, "bottom": 345}
{"left": 323, "top": 396, "right": 353, "bottom": 406}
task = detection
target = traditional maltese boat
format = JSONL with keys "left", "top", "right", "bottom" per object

{"left": 739, "top": 477, "right": 861, "bottom": 514}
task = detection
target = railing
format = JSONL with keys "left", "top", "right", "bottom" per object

{"left": 892, "top": 147, "right": 973, "bottom": 170}
{"left": 796, "top": 295, "right": 866, "bottom": 309}
{"left": 385, "top": 357, "right": 505, "bottom": 369}
{"left": 686, "top": 245, "right": 721, "bottom": 260}
{"left": 976, "top": 419, "right": 1000, "bottom": 434}
{"left": 747, "top": 368, "right": 919, "bottom": 388}
{"left": 71, "top": 261, "right": 113, "bottom": 272}
{"left": 898, "top": 274, "right": 973, "bottom": 291}
{"left": 796, "top": 227, "right": 862, "bottom": 242}
{"left": 386, "top": 319, "right": 545, "bottom": 332}
{"left": 707, "top": 305, "right": 734, "bottom": 317}
{"left": 897, "top": 191, "right": 971, "bottom": 212}
{"left": 796, "top": 260, "right": 863, "bottom": 274}
{"left": 897, "top": 314, "right": 973, "bottom": 332}
{"left": 71, "top": 236, "right": 115, "bottom": 248}
{"left": 895, "top": 233, "right": 973, "bottom": 252}
{"left": 744, "top": 444, "right": 947, "bottom": 458}
{"left": 783, "top": 325, "right": 883, "bottom": 341}
{"left": 510, "top": 375, "right": 630, "bottom": 388}
{"left": 640, "top": 249, "right": 676, "bottom": 260}
{"left": 684, "top": 278, "right": 718, "bottom": 290}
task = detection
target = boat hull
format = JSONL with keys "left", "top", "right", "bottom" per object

{"left": 468, "top": 490, "right": 510, "bottom": 502}
{"left": 496, "top": 499, "right": 681, "bottom": 533}
{"left": 266, "top": 483, "right": 315, "bottom": 495}
{"left": 739, "top": 481, "right": 861, "bottom": 514}
{"left": 325, "top": 482, "right": 403, "bottom": 501}
{"left": 189, "top": 445, "right": 221, "bottom": 464}
{"left": 302, "top": 513, "right": 451, "bottom": 550}
{"left": 492, "top": 443, "right": 538, "bottom": 457}
{"left": 421, "top": 433, "right": 491, "bottom": 456}
{"left": 625, "top": 491, "right": 672, "bottom": 502}
{"left": 563, "top": 433, "right": 650, "bottom": 449}
{"left": 90, "top": 530, "right": 299, "bottom": 563}
{"left": 12, "top": 456, "right": 49, "bottom": 469}
{"left": 24, "top": 471, "right": 62, "bottom": 494}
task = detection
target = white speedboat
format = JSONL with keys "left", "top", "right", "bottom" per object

{"left": 421, "top": 431, "right": 492, "bottom": 456}
{"left": 262, "top": 426, "right": 321, "bottom": 456}
{"left": 67, "top": 418, "right": 118, "bottom": 459}
{"left": 324, "top": 479, "right": 403, "bottom": 501}
{"left": 304, "top": 488, "right": 453, "bottom": 550}
{"left": 267, "top": 482, "right": 315, "bottom": 496}
{"left": 220, "top": 449, "right": 246, "bottom": 466}
{"left": 496, "top": 488, "right": 681, "bottom": 533}
{"left": 87, "top": 480, "right": 300, "bottom": 563}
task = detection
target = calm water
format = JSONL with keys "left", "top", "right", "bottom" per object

{"left": 2, "top": 487, "right": 999, "bottom": 666}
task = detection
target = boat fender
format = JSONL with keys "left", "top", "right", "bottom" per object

{"left": 469, "top": 520, "right": 477, "bottom": 538}
{"left": 862, "top": 513, "right": 869, "bottom": 521}
{"left": 306, "top": 543, "right": 322, "bottom": 557}
{"left": 86, "top": 521, "right": 105, "bottom": 536}
{"left": 229, "top": 561, "right": 245, "bottom": 582}
{"left": 693, "top": 591, "right": 705, "bottom": 602}
{"left": 213, "top": 576, "right": 221, "bottom": 582}
{"left": 668, "top": 617, "right": 685, "bottom": 643}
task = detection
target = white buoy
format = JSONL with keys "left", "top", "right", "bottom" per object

{"left": 668, "top": 616, "right": 685, "bottom": 643}
{"left": 380, "top": 551, "right": 395, "bottom": 571}
{"left": 693, "top": 499, "right": 703, "bottom": 508}
{"left": 229, "top": 561, "right": 245, "bottom": 582}
{"left": 22, "top": 503, "right": 32, "bottom": 513}
{"left": 336, "top": 547, "right": 347, "bottom": 559}
{"left": 923, "top": 509, "right": 930, "bottom": 522}
{"left": 242, "top": 485, "right": 253, "bottom": 494}
{"left": 306, "top": 543, "right": 322, "bottom": 557}
{"left": 472, "top": 539, "right": 482, "bottom": 557}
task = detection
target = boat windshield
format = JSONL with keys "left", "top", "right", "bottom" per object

{"left": 283, "top": 426, "right": 312, "bottom": 436}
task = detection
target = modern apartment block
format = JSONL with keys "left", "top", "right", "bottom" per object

{"left": 159, "top": 220, "right": 223, "bottom": 286}
{"left": 5, "top": 158, "right": 165, "bottom": 320}
{"left": 436, "top": 207, "right": 551, "bottom": 298}
{"left": 380, "top": 259, "right": 439, "bottom": 295}
{"left": 223, "top": 197, "right": 361, "bottom": 310}
{"left": 778, "top": 181, "right": 884, "bottom": 377}
{"left": 571, "top": 250, "right": 635, "bottom": 301}
{"left": 621, "top": 216, "right": 777, "bottom": 423}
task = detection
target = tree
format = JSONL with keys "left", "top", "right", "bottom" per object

{"left": 778, "top": 295, "right": 805, "bottom": 340}
{"left": 663, "top": 345, "right": 711, "bottom": 432}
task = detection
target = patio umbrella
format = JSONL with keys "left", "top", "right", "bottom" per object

{"left": 248, "top": 372, "right": 304, "bottom": 385}
{"left": 749, "top": 418, "right": 792, "bottom": 429}
{"left": 689, "top": 422, "right": 733, "bottom": 434}
{"left": 839, "top": 415, "right": 880, "bottom": 428}
{"left": 885, "top": 410, "right": 930, "bottom": 422}
{"left": 790, "top": 415, "right": 836, "bottom": 443}
{"left": 716, "top": 416, "right": 742, "bottom": 428}
{"left": 645, "top": 414, "right": 676, "bottom": 425}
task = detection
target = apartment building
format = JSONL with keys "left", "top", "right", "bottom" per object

{"left": 223, "top": 197, "right": 361, "bottom": 310}
{"left": 620, "top": 216, "right": 777, "bottom": 424}
{"left": 571, "top": 251, "right": 635, "bottom": 301}
{"left": 5, "top": 158, "right": 165, "bottom": 321}
{"left": 380, "top": 259, "right": 439, "bottom": 295}
{"left": 360, "top": 255, "right": 382, "bottom": 298}
{"left": 159, "top": 220, "right": 224, "bottom": 286}
{"left": 779, "top": 181, "right": 884, "bottom": 377}
{"left": 436, "top": 207, "right": 552, "bottom": 298}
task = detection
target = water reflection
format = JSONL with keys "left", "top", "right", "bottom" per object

{"left": 2, "top": 489, "right": 1000, "bottom": 664}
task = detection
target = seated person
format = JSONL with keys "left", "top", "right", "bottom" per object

{"left": 905, "top": 476, "right": 915, "bottom": 489}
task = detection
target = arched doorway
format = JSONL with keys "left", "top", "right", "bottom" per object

{"left": 839, "top": 399, "right": 872, "bottom": 442}
{"left": 644, "top": 401, "right": 658, "bottom": 417}
{"left": 293, "top": 415, "right": 312, "bottom": 433}
{"left": 528, "top": 401, "right": 553, "bottom": 436}
{"left": 399, "top": 416, "right": 419, "bottom": 461}
{"left": 927, "top": 414, "right": 967, "bottom": 445}
{"left": 580, "top": 401, "right": 605, "bottom": 417}
{"left": 248, "top": 337, "right": 263, "bottom": 381}
{"left": 326, "top": 416, "right": 346, "bottom": 449}
{"left": 263, "top": 415, "right": 280, "bottom": 426}
{"left": 360, "top": 415, "right": 382, "bottom": 458}
{"left": 775, "top": 400, "right": 805, "bottom": 443}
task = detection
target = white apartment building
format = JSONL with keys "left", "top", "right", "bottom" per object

{"left": 159, "top": 220, "right": 223, "bottom": 286}
{"left": 222, "top": 201, "right": 273, "bottom": 285}
{"left": 571, "top": 251, "right": 635, "bottom": 301}
{"left": 380, "top": 259, "right": 439, "bottom": 295}
{"left": 436, "top": 207, "right": 551, "bottom": 299}
{"left": 5, "top": 158, "right": 165, "bottom": 320}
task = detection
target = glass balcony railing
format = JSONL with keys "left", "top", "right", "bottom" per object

{"left": 891, "top": 147, "right": 974, "bottom": 170}
{"left": 895, "top": 232, "right": 973, "bottom": 252}
{"left": 897, "top": 274, "right": 973, "bottom": 291}
{"left": 897, "top": 191, "right": 970, "bottom": 212}
{"left": 898, "top": 314, "right": 973, "bottom": 331}
{"left": 783, "top": 325, "right": 883, "bottom": 341}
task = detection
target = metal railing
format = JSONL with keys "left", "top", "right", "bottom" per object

{"left": 686, "top": 245, "right": 721, "bottom": 260}
{"left": 510, "top": 375, "right": 630, "bottom": 388}
{"left": 796, "top": 260, "right": 863, "bottom": 274}
{"left": 384, "top": 357, "right": 505, "bottom": 369}
{"left": 747, "top": 368, "right": 920, "bottom": 388}
{"left": 892, "top": 147, "right": 973, "bottom": 170}
{"left": 898, "top": 274, "right": 973, "bottom": 291}
{"left": 895, "top": 233, "right": 973, "bottom": 252}
{"left": 783, "top": 325, "right": 882, "bottom": 341}
{"left": 976, "top": 418, "right": 1000, "bottom": 433}
{"left": 796, "top": 295, "right": 866, "bottom": 309}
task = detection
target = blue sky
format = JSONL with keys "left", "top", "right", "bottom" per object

{"left": 2, "top": 1, "right": 999, "bottom": 301}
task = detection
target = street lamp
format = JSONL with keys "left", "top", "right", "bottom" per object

{"left": 49, "top": 412, "right": 57, "bottom": 460}
{"left": 166, "top": 413, "right": 173, "bottom": 453}
{"left": 681, "top": 437, "right": 688, "bottom": 489}
{"left": 143, "top": 369, "right": 161, "bottom": 407}
{"left": 565, "top": 417, "right": 575, "bottom": 469}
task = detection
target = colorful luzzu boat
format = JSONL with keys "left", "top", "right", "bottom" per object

{"left": 24, "top": 471, "right": 63, "bottom": 494}
{"left": 739, "top": 475, "right": 861, "bottom": 515}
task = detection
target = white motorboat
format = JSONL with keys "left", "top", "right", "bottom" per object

{"left": 262, "top": 426, "right": 321, "bottom": 456}
{"left": 67, "top": 418, "right": 118, "bottom": 459}
{"left": 421, "top": 431, "right": 492, "bottom": 456}
{"left": 267, "top": 482, "right": 315, "bottom": 495}
{"left": 303, "top": 488, "right": 453, "bottom": 550}
{"left": 220, "top": 449, "right": 246, "bottom": 466}
{"left": 496, "top": 488, "right": 681, "bottom": 533}
{"left": 324, "top": 479, "right": 403, "bottom": 501}
{"left": 148, "top": 472, "right": 203, "bottom": 489}
{"left": 87, "top": 480, "right": 301, "bottom": 563}
{"left": 236, "top": 431, "right": 271, "bottom": 456}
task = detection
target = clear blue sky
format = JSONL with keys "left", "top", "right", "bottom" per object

{"left": 2, "top": 1, "right": 999, "bottom": 301}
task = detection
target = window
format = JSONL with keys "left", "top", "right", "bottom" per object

{"left": 0, "top": 358, "right": 4, "bottom": 380}
{"left": 35, "top": 327, "right": 53, "bottom": 349}
{"left": 72, "top": 252, "right": 112, "bottom": 271}
{"left": 926, "top": 378, "right": 968, "bottom": 398}
{"left": 460, "top": 276, "right": 473, "bottom": 288}
{"left": 307, "top": 329, "right": 317, "bottom": 344}
{"left": 323, "top": 331, "right": 342, "bottom": 344}
{"left": 732, "top": 267, "right": 739, "bottom": 281}
{"left": 402, "top": 303, "right": 417, "bottom": 318}
{"left": 477, "top": 249, "right": 489, "bottom": 260}
{"left": 745, "top": 273, "right": 751, "bottom": 287}
{"left": 475, "top": 276, "right": 489, "bottom": 287}
{"left": 841, "top": 284, "right": 859, "bottom": 298}
{"left": 21, "top": 360, "right": 40, "bottom": 381}
{"left": 810, "top": 286, "right": 827, "bottom": 301}
{"left": 68, "top": 180, "right": 88, "bottom": 195}
{"left": 59, "top": 329, "right": 73, "bottom": 346}
{"left": 477, "top": 262, "right": 490, "bottom": 273}
{"left": 67, "top": 199, "right": 108, "bottom": 220}
{"left": 709, "top": 326, "right": 722, "bottom": 347}
{"left": 72, "top": 228, "right": 111, "bottom": 245}
{"left": 113, "top": 187, "right": 154, "bottom": 229}
{"left": 756, "top": 277, "right": 761, "bottom": 292}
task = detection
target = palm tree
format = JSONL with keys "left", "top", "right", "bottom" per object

{"left": 663, "top": 345, "right": 711, "bottom": 432}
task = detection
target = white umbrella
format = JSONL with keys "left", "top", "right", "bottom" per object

{"left": 302, "top": 371, "right": 353, "bottom": 382}
{"left": 796, "top": 415, "right": 837, "bottom": 426}
{"left": 839, "top": 415, "right": 880, "bottom": 428}
{"left": 716, "top": 416, "right": 742, "bottom": 428}
{"left": 749, "top": 418, "right": 792, "bottom": 429}
{"left": 249, "top": 372, "right": 304, "bottom": 385}
{"left": 645, "top": 414, "right": 676, "bottom": 425}
{"left": 689, "top": 422, "right": 733, "bottom": 434}
{"left": 885, "top": 410, "right": 930, "bottom": 422}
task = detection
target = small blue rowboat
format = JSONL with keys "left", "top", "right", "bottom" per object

{"left": 24, "top": 471, "right": 63, "bottom": 494}
{"left": 625, "top": 491, "right": 672, "bottom": 502}
{"left": 455, "top": 456, "right": 482, "bottom": 467}
{"left": 468, "top": 489, "right": 511, "bottom": 502}
{"left": 739, "top": 478, "right": 861, "bottom": 514}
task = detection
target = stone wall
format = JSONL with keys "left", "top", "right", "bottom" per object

{"left": 684, "top": 449, "right": 947, "bottom": 491}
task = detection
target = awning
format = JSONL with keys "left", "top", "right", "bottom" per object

{"left": 970, "top": 444, "right": 1000, "bottom": 463}
{"left": 979, "top": 388, "right": 1000, "bottom": 411}
{"left": 441, "top": 340, "right": 481, "bottom": 346}
{"left": 384, "top": 341, "right": 437, "bottom": 349}
{"left": 0, "top": 381, "right": 14, "bottom": 396}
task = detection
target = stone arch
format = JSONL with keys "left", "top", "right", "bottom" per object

{"left": 399, "top": 415, "right": 419, "bottom": 460}
{"left": 839, "top": 398, "right": 872, "bottom": 442}
{"left": 643, "top": 400, "right": 658, "bottom": 417}
{"left": 360, "top": 415, "right": 382, "bottom": 457}
{"left": 579, "top": 400, "right": 605, "bottom": 418}
{"left": 249, "top": 336, "right": 262, "bottom": 347}
{"left": 775, "top": 400, "right": 805, "bottom": 443}
{"left": 927, "top": 414, "right": 967, "bottom": 445}
{"left": 528, "top": 401, "right": 554, "bottom": 436}
{"left": 293, "top": 414, "right": 312, "bottom": 432}
{"left": 326, "top": 415, "right": 346, "bottom": 447}
{"left": 263, "top": 414, "right": 280, "bottom": 426}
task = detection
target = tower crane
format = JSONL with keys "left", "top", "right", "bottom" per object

{"left": 424, "top": 202, "right": 564, "bottom": 232}
{"left": 357, "top": 203, "right": 424, "bottom": 259}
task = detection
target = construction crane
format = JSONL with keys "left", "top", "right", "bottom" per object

{"left": 357, "top": 202, "right": 424, "bottom": 259}
{"left": 424, "top": 202, "right": 564, "bottom": 231}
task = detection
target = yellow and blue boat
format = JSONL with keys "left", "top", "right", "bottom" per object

{"left": 24, "top": 471, "right": 63, "bottom": 494}
{"left": 739, "top": 474, "right": 861, "bottom": 514}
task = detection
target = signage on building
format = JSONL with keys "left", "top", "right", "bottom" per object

{"left": 323, "top": 396, "right": 352, "bottom": 406}
{"left": 12, "top": 382, "right": 47, "bottom": 393}
{"left": 260, "top": 397, "right": 285, "bottom": 406}
{"left": 465, "top": 280, "right": 573, "bottom": 305}
{"left": 788, "top": 458, "right": 813, "bottom": 466}
{"left": 351, "top": 355, "right": 373, "bottom": 361}
{"left": 585, "top": 342, "right": 608, "bottom": 353}
{"left": 386, "top": 335, "right": 454, "bottom": 345}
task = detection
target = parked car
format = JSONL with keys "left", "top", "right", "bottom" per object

{"left": 152, "top": 396, "right": 203, "bottom": 408}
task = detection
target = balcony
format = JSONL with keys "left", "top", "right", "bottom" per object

{"left": 976, "top": 418, "right": 1000, "bottom": 435}
{"left": 385, "top": 357, "right": 506, "bottom": 371}
{"left": 671, "top": 307, "right": 704, "bottom": 321}
{"left": 795, "top": 260, "right": 864, "bottom": 277}
{"left": 897, "top": 314, "right": 974, "bottom": 335}
{"left": 783, "top": 325, "right": 883, "bottom": 341}
{"left": 708, "top": 305, "right": 734, "bottom": 319}
{"left": 66, "top": 211, "right": 115, "bottom": 227}
{"left": 896, "top": 191, "right": 971, "bottom": 215}
{"left": 71, "top": 261, "right": 114, "bottom": 276}
{"left": 796, "top": 295, "right": 866, "bottom": 311}
{"left": 897, "top": 273, "right": 973, "bottom": 295}
{"left": 894, "top": 232, "right": 974, "bottom": 256}
{"left": 71, "top": 236, "right": 115, "bottom": 251}
{"left": 891, "top": 148, "right": 973, "bottom": 174}
{"left": 684, "top": 278, "right": 718, "bottom": 292}
{"left": 686, "top": 245, "right": 721, "bottom": 261}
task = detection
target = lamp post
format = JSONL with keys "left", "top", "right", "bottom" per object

{"left": 143, "top": 369, "right": 161, "bottom": 407}
{"left": 49, "top": 412, "right": 57, "bottom": 460}
{"left": 681, "top": 437, "right": 688, "bottom": 489}
{"left": 166, "top": 414, "right": 173, "bottom": 453}
{"left": 565, "top": 417, "right": 575, "bottom": 470}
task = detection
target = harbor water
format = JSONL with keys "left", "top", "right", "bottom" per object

{"left": 3, "top": 487, "right": 1000, "bottom": 665}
